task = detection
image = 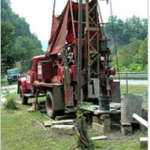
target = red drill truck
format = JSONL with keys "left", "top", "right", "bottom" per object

{"left": 18, "top": 0, "right": 120, "bottom": 118}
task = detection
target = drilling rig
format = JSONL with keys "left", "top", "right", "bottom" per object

{"left": 18, "top": 0, "right": 120, "bottom": 118}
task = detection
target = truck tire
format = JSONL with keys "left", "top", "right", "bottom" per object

{"left": 19, "top": 85, "right": 28, "bottom": 105}
{"left": 46, "top": 91, "right": 55, "bottom": 119}
{"left": 8, "top": 80, "right": 11, "bottom": 85}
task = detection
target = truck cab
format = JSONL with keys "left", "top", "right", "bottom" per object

{"left": 7, "top": 68, "right": 20, "bottom": 84}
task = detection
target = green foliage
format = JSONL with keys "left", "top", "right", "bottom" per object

{"left": 3, "top": 93, "right": 19, "bottom": 110}
{"left": 113, "top": 64, "right": 128, "bottom": 72}
{"left": 111, "top": 36, "right": 148, "bottom": 72}
{"left": 1, "top": 95, "right": 147, "bottom": 149}
{"left": 128, "top": 63, "right": 143, "bottom": 72}
{"left": 106, "top": 15, "right": 147, "bottom": 51}
{"left": 75, "top": 104, "right": 94, "bottom": 150}
{"left": 139, "top": 37, "right": 148, "bottom": 65}
{"left": 1, "top": 0, "right": 44, "bottom": 75}
{"left": 106, "top": 15, "right": 147, "bottom": 72}
{"left": 1, "top": 20, "right": 15, "bottom": 75}
{"left": 112, "top": 38, "right": 142, "bottom": 68}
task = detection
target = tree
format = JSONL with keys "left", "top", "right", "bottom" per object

{"left": 111, "top": 38, "right": 142, "bottom": 68}
{"left": 139, "top": 37, "right": 148, "bottom": 65}
{"left": 1, "top": 0, "right": 44, "bottom": 75}
{"left": 105, "top": 15, "right": 148, "bottom": 55}
{"left": 1, "top": 20, "right": 15, "bottom": 74}
{"left": 13, "top": 36, "right": 44, "bottom": 61}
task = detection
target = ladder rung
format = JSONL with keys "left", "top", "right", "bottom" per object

{"left": 85, "top": 27, "right": 99, "bottom": 32}
{"left": 89, "top": 50, "right": 99, "bottom": 54}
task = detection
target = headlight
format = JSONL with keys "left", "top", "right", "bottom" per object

{"left": 8, "top": 76, "right": 12, "bottom": 79}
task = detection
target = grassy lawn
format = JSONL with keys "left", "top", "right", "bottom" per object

{"left": 120, "top": 84, "right": 148, "bottom": 103}
{"left": 1, "top": 78, "right": 17, "bottom": 87}
{"left": 1, "top": 93, "right": 147, "bottom": 150}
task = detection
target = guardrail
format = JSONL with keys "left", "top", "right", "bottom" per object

{"left": 111, "top": 72, "right": 148, "bottom": 78}
{"left": 111, "top": 72, "right": 148, "bottom": 94}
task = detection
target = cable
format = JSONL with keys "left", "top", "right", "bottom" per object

{"left": 109, "top": 0, "right": 120, "bottom": 81}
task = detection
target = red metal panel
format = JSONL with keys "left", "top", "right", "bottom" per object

{"left": 37, "top": 61, "right": 54, "bottom": 82}
{"left": 18, "top": 77, "right": 27, "bottom": 94}
{"left": 35, "top": 83, "right": 53, "bottom": 88}
{"left": 65, "top": 86, "right": 74, "bottom": 107}
{"left": 46, "top": 1, "right": 102, "bottom": 55}
{"left": 70, "top": 65, "right": 77, "bottom": 81}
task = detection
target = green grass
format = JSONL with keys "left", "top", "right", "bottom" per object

{"left": 1, "top": 78, "right": 17, "bottom": 87}
{"left": 1, "top": 93, "right": 147, "bottom": 150}
{"left": 120, "top": 84, "right": 148, "bottom": 103}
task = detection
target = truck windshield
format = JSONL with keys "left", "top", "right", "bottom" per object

{"left": 7, "top": 70, "right": 19, "bottom": 75}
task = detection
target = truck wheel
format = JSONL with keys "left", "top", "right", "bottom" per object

{"left": 8, "top": 80, "right": 11, "bottom": 85}
{"left": 46, "top": 91, "right": 55, "bottom": 119}
{"left": 19, "top": 85, "right": 28, "bottom": 105}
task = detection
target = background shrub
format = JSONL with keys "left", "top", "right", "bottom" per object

{"left": 3, "top": 93, "right": 19, "bottom": 110}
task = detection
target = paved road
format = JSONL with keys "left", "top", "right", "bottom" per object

{"left": 1, "top": 80, "right": 147, "bottom": 93}
{"left": 114, "top": 80, "right": 148, "bottom": 85}
{"left": 1, "top": 80, "right": 147, "bottom": 103}
{"left": 1, "top": 85, "right": 17, "bottom": 90}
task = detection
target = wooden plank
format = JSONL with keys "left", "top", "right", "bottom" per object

{"left": 92, "top": 123, "right": 110, "bottom": 134}
{"left": 91, "top": 136, "right": 107, "bottom": 140}
{"left": 55, "top": 115, "right": 76, "bottom": 120}
{"left": 140, "top": 137, "right": 148, "bottom": 149}
{"left": 94, "top": 109, "right": 116, "bottom": 115}
{"left": 36, "top": 119, "right": 46, "bottom": 130}
{"left": 120, "top": 121, "right": 131, "bottom": 126}
{"left": 110, "top": 102, "right": 121, "bottom": 109}
{"left": 82, "top": 105, "right": 117, "bottom": 114}
{"left": 27, "top": 108, "right": 34, "bottom": 113}
{"left": 44, "top": 121, "right": 51, "bottom": 127}
{"left": 133, "top": 113, "right": 148, "bottom": 128}
{"left": 111, "top": 110, "right": 121, "bottom": 114}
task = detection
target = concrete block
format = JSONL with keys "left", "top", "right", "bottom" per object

{"left": 102, "top": 119, "right": 111, "bottom": 126}
{"left": 120, "top": 121, "right": 132, "bottom": 135}
{"left": 51, "top": 120, "right": 74, "bottom": 126}
{"left": 139, "top": 123, "right": 147, "bottom": 132}
{"left": 92, "top": 123, "right": 110, "bottom": 134}
{"left": 44, "top": 121, "right": 51, "bottom": 127}
{"left": 51, "top": 125, "right": 75, "bottom": 135}
{"left": 93, "top": 116, "right": 101, "bottom": 124}
{"left": 140, "top": 137, "right": 148, "bottom": 149}
{"left": 100, "top": 114, "right": 110, "bottom": 120}
{"left": 142, "top": 108, "right": 148, "bottom": 121}
{"left": 121, "top": 125, "right": 132, "bottom": 135}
